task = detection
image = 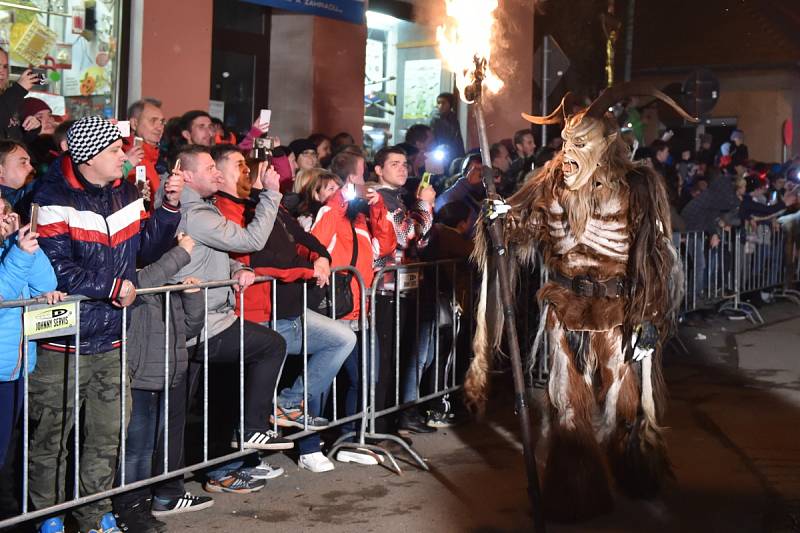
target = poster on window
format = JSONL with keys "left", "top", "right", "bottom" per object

{"left": 402, "top": 59, "right": 441, "bottom": 120}
{"left": 364, "top": 38, "right": 384, "bottom": 96}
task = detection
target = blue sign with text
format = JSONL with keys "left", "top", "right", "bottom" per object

{"left": 240, "top": 0, "right": 365, "bottom": 25}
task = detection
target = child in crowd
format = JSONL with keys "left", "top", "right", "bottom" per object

{"left": 0, "top": 198, "right": 61, "bottom": 517}
{"left": 113, "top": 232, "right": 212, "bottom": 532}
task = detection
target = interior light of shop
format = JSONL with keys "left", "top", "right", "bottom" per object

{"left": 366, "top": 10, "right": 401, "bottom": 29}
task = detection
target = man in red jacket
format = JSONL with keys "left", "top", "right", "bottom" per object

{"left": 313, "top": 149, "right": 396, "bottom": 463}
{"left": 211, "top": 145, "right": 356, "bottom": 474}
{"left": 124, "top": 98, "right": 167, "bottom": 210}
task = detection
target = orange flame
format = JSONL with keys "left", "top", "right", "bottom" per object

{"left": 436, "top": 0, "right": 505, "bottom": 103}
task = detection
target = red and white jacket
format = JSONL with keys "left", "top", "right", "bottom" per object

{"left": 310, "top": 191, "right": 396, "bottom": 320}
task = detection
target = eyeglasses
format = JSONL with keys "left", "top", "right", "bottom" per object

{"left": 146, "top": 117, "right": 167, "bottom": 126}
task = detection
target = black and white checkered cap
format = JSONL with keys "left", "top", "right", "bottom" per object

{"left": 67, "top": 116, "right": 122, "bottom": 165}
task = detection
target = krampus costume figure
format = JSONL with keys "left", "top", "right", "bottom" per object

{"left": 466, "top": 84, "right": 694, "bottom": 521}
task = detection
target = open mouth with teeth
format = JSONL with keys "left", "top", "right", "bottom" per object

{"left": 562, "top": 158, "right": 579, "bottom": 177}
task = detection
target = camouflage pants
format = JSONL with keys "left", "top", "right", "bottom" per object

{"left": 28, "top": 348, "right": 129, "bottom": 531}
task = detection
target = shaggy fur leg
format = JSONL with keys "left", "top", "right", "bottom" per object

{"left": 543, "top": 424, "right": 614, "bottom": 522}
{"left": 607, "top": 416, "right": 672, "bottom": 499}
{"left": 543, "top": 314, "right": 613, "bottom": 522}
{"left": 606, "top": 359, "right": 673, "bottom": 499}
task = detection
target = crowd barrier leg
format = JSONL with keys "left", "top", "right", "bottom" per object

{"left": 338, "top": 265, "right": 437, "bottom": 473}
{"left": 719, "top": 229, "right": 764, "bottom": 324}
{"left": 328, "top": 267, "right": 398, "bottom": 471}
{"left": 776, "top": 226, "right": 800, "bottom": 304}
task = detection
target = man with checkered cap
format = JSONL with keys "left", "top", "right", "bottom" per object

{"left": 29, "top": 115, "right": 182, "bottom": 533}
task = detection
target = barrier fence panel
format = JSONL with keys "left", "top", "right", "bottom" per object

{"left": 5, "top": 228, "right": 800, "bottom": 528}
{"left": 1, "top": 256, "right": 480, "bottom": 529}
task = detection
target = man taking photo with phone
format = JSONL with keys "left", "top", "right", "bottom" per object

{"left": 125, "top": 98, "right": 168, "bottom": 211}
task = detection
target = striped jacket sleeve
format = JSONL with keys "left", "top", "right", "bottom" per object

{"left": 36, "top": 204, "right": 119, "bottom": 299}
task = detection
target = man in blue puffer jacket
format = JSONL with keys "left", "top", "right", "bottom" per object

{"left": 28, "top": 116, "right": 183, "bottom": 533}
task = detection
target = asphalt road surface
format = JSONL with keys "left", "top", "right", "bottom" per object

{"left": 160, "top": 301, "right": 800, "bottom": 532}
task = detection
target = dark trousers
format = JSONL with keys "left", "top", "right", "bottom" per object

{"left": 374, "top": 295, "right": 408, "bottom": 432}
{"left": 0, "top": 378, "right": 22, "bottom": 468}
{"left": 114, "top": 380, "right": 187, "bottom": 509}
{"left": 188, "top": 319, "right": 287, "bottom": 434}
{"left": 0, "top": 379, "right": 22, "bottom": 519}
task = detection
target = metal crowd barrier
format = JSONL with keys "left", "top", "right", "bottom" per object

{"left": 671, "top": 224, "right": 800, "bottom": 323}
{"left": 0, "top": 259, "right": 476, "bottom": 530}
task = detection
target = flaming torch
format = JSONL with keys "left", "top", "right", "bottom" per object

{"left": 437, "top": 2, "right": 545, "bottom": 531}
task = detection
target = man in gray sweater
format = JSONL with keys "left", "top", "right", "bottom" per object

{"left": 167, "top": 145, "right": 290, "bottom": 501}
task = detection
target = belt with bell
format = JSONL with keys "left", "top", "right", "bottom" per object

{"left": 551, "top": 272, "right": 627, "bottom": 299}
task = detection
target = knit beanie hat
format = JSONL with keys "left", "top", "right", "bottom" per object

{"left": 67, "top": 116, "right": 122, "bottom": 164}
{"left": 20, "top": 97, "right": 52, "bottom": 122}
{"left": 288, "top": 138, "right": 317, "bottom": 159}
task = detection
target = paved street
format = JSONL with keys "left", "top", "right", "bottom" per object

{"left": 162, "top": 302, "right": 800, "bottom": 532}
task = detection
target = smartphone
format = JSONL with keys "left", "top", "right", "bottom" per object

{"left": 116, "top": 120, "right": 131, "bottom": 138}
{"left": 29, "top": 203, "right": 39, "bottom": 233}
{"left": 259, "top": 109, "right": 271, "bottom": 128}
{"left": 134, "top": 136, "right": 144, "bottom": 147}
{"left": 418, "top": 172, "right": 431, "bottom": 193}
{"left": 343, "top": 183, "right": 366, "bottom": 200}
{"left": 32, "top": 69, "right": 47, "bottom": 85}
{"left": 135, "top": 165, "right": 147, "bottom": 185}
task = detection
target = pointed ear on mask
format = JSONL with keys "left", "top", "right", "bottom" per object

{"left": 605, "top": 131, "right": 619, "bottom": 145}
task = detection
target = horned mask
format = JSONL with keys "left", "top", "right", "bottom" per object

{"left": 522, "top": 82, "right": 698, "bottom": 191}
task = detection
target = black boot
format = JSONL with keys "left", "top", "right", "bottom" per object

{"left": 397, "top": 410, "right": 436, "bottom": 435}
{"left": 115, "top": 497, "right": 167, "bottom": 533}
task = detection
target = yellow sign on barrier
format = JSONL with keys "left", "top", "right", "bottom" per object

{"left": 23, "top": 303, "right": 78, "bottom": 340}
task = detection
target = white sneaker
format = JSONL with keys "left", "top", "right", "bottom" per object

{"left": 248, "top": 457, "right": 285, "bottom": 480}
{"left": 336, "top": 448, "right": 382, "bottom": 466}
{"left": 298, "top": 452, "right": 335, "bottom": 473}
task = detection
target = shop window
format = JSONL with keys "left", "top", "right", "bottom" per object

{"left": 0, "top": 0, "right": 124, "bottom": 119}
{"left": 210, "top": 0, "right": 270, "bottom": 137}
{"left": 363, "top": 8, "right": 451, "bottom": 158}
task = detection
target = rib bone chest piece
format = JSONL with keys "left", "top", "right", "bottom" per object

{"left": 547, "top": 181, "right": 630, "bottom": 277}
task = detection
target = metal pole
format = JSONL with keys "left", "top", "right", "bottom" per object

{"left": 623, "top": 0, "right": 635, "bottom": 82}
{"left": 473, "top": 95, "right": 545, "bottom": 532}
{"left": 164, "top": 292, "right": 170, "bottom": 472}
{"left": 541, "top": 35, "right": 550, "bottom": 148}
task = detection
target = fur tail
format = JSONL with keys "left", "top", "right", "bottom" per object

{"left": 465, "top": 252, "right": 502, "bottom": 415}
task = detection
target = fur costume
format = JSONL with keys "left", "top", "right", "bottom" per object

{"left": 467, "top": 84, "right": 693, "bottom": 521}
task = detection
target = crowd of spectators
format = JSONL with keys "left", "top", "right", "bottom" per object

{"left": 0, "top": 49, "right": 485, "bottom": 533}
{"left": 4, "top": 43, "right": 797, "bottom": 532}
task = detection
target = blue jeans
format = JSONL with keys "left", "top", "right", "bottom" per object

{"left": 270, "top": 310, "right": 356, "bottom": 416}
{"left": 270, "top": 309, "right": 355, "bottom": 456}
{"left": 117, "top": 383, "right": 186, "bottom": 504}
{"left": 402, "top": 319, "right": 436, "bottom": 403}
{"left": 338, "top": 328, "right": 379, "bottom": 438}
{"left": 123, "top": 390, "right": 159, "bottom": 485}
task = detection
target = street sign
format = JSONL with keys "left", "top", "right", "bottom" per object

{"left": 681, "top": 68, "right": 720, "bottom": 118}
{"left": 533, "top": 35, "right": 570, "bottom": 96}
{"left": 239, "top": 0, "right": 365, "bottom": 25}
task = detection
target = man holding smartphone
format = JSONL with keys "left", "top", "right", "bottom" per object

{"left": 0, "top": 47, "right": 42, "bottom": 143}
{"left": 125, "top": 98, "right": 168, "bottom": 210}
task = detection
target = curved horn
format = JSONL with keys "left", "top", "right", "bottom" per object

{"left": 521, "top": 92, "right": 577, "bottom": 125}
{"left": 585, "top": 81, "right": 699, "bottom": 123}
